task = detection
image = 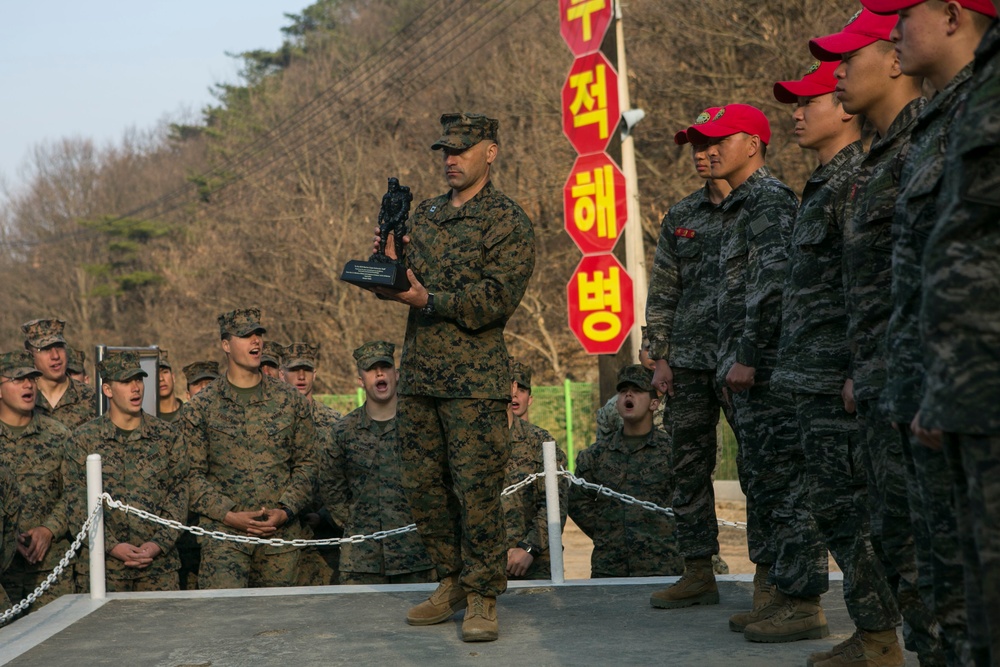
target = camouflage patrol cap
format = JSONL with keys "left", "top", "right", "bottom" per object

{"left": 0, "top": 351, "right": 42, "bottom": 380}
{"left": 282, "top": 342, "right": 319, "bottom": 371}
{"left": 67, "top": 347, "right": 86, "bottom": 374}
{"left": 261, "top": 341, "right": 284, "bottom": 368}
{"left": 616, "top": 364, "right": 654, "bottom": 392}
{"left": 98, "top": 351, "right": 148, "bottom": 383}
{"left": 182, "top": 360, "right": 220, "bottom": 384}
{"left": 217, "top": 307, "right": 266, "bottom": 338}
{"left": 353, "top": 340, "right": 395, "bottom": 371}
{"left": 511, "top": 360, "right": 532, "bottom": 390}
{"left": 431, "top": 112, "right": 500, "bottom": 151}
{"left": 157, "top": 349, "right": 173, "bottom": 370}
{"left": 21, "top": 318, "right": 68, "bottom": 348}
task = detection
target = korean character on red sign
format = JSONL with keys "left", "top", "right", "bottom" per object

{"left": 568, "top": 63, "right": 610, "bottom": 140}
{"left": 577, "top": 266, "right": 623, "bottom": 342}
{"left": 571, "top": 164, "right": 617, "bottom": 240}
{"left": 565, "top": 0, "right": 607, "bottom": 42}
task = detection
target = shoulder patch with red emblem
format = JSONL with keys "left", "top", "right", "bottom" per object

{"left": 674, "top": 228, "right": 696, "bottom": 238}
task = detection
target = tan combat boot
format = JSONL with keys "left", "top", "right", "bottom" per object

{"left": 649, "top": 557, "right": 719, "bottom": 609}
{"left": 461, "top": 592, "right": 498, "bottom": 642}
{"left": 813, "top": 628, "right": 904, "bottom": 667}
{"left": 406, "top": 573, "right": 467, "bottom": 625}
{"left": 729, "top": 563, "right": 777, "bottom": 632}
{"left": 743, "top": 594, "right": 829, "bottom": 643}
{"left": 807, "top": 630, "right": 861, "bottom": 666}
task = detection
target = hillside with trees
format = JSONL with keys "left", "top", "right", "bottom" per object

{"left": 0, "top": 0, "right": 857, "bottom": 392}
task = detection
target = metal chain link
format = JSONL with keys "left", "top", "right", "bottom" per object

{"left": 0, "top": 502, "right": 104, "bottom": 626}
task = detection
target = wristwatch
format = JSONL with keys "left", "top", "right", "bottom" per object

{"left": 516, "top": 540, "right": 537, "bottom": 556}
{"left": 421, "top": 292, "right": 435, "bottom": 316}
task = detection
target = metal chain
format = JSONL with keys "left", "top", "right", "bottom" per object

{"left": 0, "top": 502, "right": 104, "bottom": 626}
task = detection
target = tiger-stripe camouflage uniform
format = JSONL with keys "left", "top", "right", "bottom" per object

{"left": 322, "top": 403, "right": 435, "bottom": 584}
{"left": 0, "top": 413, "right": 74, "bottom": 609}
{"left": 645, "top": 184, "right": 727, "bottom": 567}
{"left": 396, "top": 112, "right": 535, "bottom": 636}
{"left": 569, "top": 427, "right": 682, "bottom": 577}
{"left": 67, "top": 412, "right": 188, "bottom": 592}
{"left": 920, "top": 19, "right": 1000, "bottom": 665}
{"left": 887, "top": 62, "right": 976, "bottom": 667}
{"left": 841, "top": 95, "right": 943, "bottom": 661}
{"left": 713, "top": 166, "right": 827, "bottom": 606}
{"left": 0, "top": 465, "right": 20, "bottom": 614}
{"left": 773, "top": 140, "right": 900, "bottom": 637}
{"left": 502, "top": 417, "right": 567, "bottom": 580}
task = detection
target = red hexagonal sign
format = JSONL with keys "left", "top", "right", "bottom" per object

{"left": 562, "top": 52, "right": 620, "bottom": 156}
{"left": 567, "top": 253, "right": 634, "bottom": 355}
{"left": 559, "top": 0, "right": 613, "bottom": 56}
{"left": 564, "top": 153, "right": 627, "bottom": 255}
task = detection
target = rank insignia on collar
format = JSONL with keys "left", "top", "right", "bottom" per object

{"left": 674, "top": 228, "right": 696, "bottom": 238}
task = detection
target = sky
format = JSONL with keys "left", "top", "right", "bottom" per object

{"left": 0, "top": 1, "right": 310, "bottom": 195}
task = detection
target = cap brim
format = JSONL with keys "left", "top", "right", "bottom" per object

{"left": 234, "top": 325, "right": 267, "bottom": 337}
{"left": 118, "top": 369, "right": 148, "bottom": 381}
{"left": 5, "top": 368, "right": 42, "bottom": 380}
{"left": 284, "top": 360, "right": 316, "bottom": 371}
{"left": 616, "top": 381, "right": 651, "bottom": 392}
{"left": 189, "top": 373, "right": 218, "bottom": 383}
{"left": 32, "top": 337, "right": 67, "bottom": 349}
{"left": 431, "top": 137, "right": 476, "bottom": 151}
{"left": 773, "top": 80, "right": 836, "bottom": 104}
{"left": 361, "top": 356, "right": 394, "bottom": 371}
{"left": 673, "top": 130, "right": 690, "bottom": 146}
{"left": 158, "top": 362, "right": 172, "bottom": 370}
{"left": 809, "top": 33, "right": 879, "bottom": 61}
{"left": 860, "top": 0, "right": 920, "bottom": 14}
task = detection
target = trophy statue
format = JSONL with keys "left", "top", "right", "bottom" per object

{"left": 340, "top": 177, "right": 413, "bottom": 292}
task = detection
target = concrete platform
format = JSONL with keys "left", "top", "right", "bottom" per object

{"left": 0, "top": 577, "right": 917, "bottom": 666}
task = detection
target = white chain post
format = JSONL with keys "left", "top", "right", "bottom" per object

{"left": 542, "top": 441, "right": 565, "bottom": 584}
{"left": 86, "top": 454, "right": 106, "bottom": 600}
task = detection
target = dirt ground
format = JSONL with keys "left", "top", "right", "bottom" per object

{"left": 562, "top": 501, "right": 841, "bottom": 579}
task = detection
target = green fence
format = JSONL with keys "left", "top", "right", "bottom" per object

{"left": 317, "top": 383, "right": 740, "bottom": 480}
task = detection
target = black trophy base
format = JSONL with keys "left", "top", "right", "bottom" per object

{"left": 341, "top": 259, "right": 411, "bottom": 293}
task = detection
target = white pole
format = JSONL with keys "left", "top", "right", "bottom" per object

{"left": 86, "top": 454, "right": 106, "bottom": 600}
{"left": 542, "top": 441, "right": 565, "bottom": 584}
{"left": 615, "top": 0, "right": 648, "bottom": 361}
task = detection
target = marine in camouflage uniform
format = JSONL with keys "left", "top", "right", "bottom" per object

{"left": 21, "top": 319, "right": 96, "bottom": 429}
{"left": 920, "top": 16, "right": 1000, "bottom": 665}
{"left": 503, "top": 361, "right": 567, "bottom": 581}
{"left": 156, "top": 350, "right": 184, "bottom": 423}
{"left": 181, "top": 308, "right": 318, "bottom": 589}
{"left": 378, "top": 113, "right": 534, "bottom": 641}
{"left": 279, "top": 342, "right": 342, "bottom": 587}
{"left": 260, "top": 341, "right": 283, "bottom": 379}
{"left": 880, "top": 29, "right": 986, "bottom": 661}
{"left": 0, "top": 352, "right": 74, "bottom": 610}
{"left": 321, "top": 341, "right": 434, "bottom": 585}
{"left": 569, "top": 366, "right": 682, "bottom": 578}
{"left": 0, "top": 464, "right": 21, "bottom": 614}
{"left": 771, "top": 59, "right": 901, "bottom": 645}
{"left": 830, "top": 67, "right": 940, "bottom": 667}
{"left": 686, "top": 107, "right": 829, "bottom": 640}
{"left": 645, "top": 111, "right": 730, "bottom": 580}
{"left": 67, "top": 352, "right": 188, "bottom": 592}
{"left": 66, "top": 347, "right": 87, "bottom": 385}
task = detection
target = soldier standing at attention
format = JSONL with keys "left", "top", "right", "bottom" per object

{"left": 770, "top": 60, "right": 901, "bottom": 661}
{"left": 0, "top": 351, "right": 73, "bottom": 611}
{"left": 373, "top": 112, "right": 535, "bottom": 642}
{"left": 280, "top": 341, "right": 341, "bottom": 586}
{"left": 916, "top": 1, "right": 1000, "bottom": 663}
{"left": 156, "top": 350, "right": 184, "bottom": 423}
{"left": 66, "top": 352, "right": 188, "bottom": 592}
{"left": 569, "top": 365, "right": 682, "bottom": 578}
{"left": 181, "top": 308, "right": 317, "bottom": 589}
{"left": 182, "top": 361, "right": 220, "bottom": 399}
{"left": 322, "top": 341, "right": 435, "bottom": 585}
{"left": 646, "top": 108, "right": 733, "bottom": 610}
{"left": 860, "top": 1, "right": 995, "bottom": 663}
{"left": 503, "top": 361, "right": 567, "bottom": 581}
{"left": 685, "top": 104, "right": 829, "bottom": 642}
{"left": 811, "top": 10, "right": 941, "bottom": 664}
{"left": 260, "top": 341, "right": 283, "bottom": 380}
{"left": 20, "top": 319, "right": 96, "bottom": 429}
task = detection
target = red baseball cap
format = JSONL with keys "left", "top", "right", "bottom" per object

{"left": 773, "top": 61, "right": 840, "bottom": 103}
{"left": 809, "top": 9, "right": 899, "bottom": 61}
{"left": 674, "top": 107, "right": 723, "bottom": 146}
{"left": 861, "top": 0, "right": 996, "bottom": 16}
{"left": 684, "top": 104, "right": 772, "bottom": 146}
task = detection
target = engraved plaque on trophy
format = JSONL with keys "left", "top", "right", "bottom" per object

{"left": 341, "top": 177, "right": 413, "bottom": 292}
